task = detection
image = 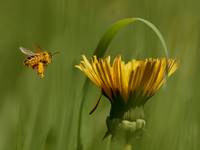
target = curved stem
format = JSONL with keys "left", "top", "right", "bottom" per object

{"left": 94, "top": 17, "right": 169, "bottom": 58}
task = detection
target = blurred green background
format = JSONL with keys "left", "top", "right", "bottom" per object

{"left": 0, "top": 0, "right": 199, "bottom": 149}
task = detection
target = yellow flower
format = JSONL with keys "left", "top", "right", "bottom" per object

{"left": 76, "top": 55, "right": 178, "bottom": 138}
{"left": 76, "top": 55, "right": 177, "bottom": 105}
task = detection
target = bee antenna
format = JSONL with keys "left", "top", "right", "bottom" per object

{"left": 52, "top": 51, "right": 60, "bottom": 56}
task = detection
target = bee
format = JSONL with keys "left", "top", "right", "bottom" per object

{"left": 20, "top": 46, "right": 58, "bottom": 78}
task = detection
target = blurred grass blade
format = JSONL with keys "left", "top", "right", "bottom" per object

{"left": 77, "top": 17, "right": 169, "bottom": 150}
{"left": 94, "top": 17, "right": 169, "bottom": 57}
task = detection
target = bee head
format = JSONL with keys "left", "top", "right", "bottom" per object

{"left": 42, "top": 51, "right": 59, "bottom": 64}
{"left": 43, "top": 52, "right": 52, "bottom": 64}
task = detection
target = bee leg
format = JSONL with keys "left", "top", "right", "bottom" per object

{"left": 37, "top": 62, "right": 45, "bottom": 78}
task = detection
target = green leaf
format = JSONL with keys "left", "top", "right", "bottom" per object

{"left": 94, "top": 18, "right": 169, "bottom": 58}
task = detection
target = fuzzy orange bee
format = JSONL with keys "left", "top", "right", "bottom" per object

{"left": 20, "top": 46, "right": 58, "bottom": 78}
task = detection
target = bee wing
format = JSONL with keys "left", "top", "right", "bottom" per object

{"left": 19, "top": 47, "right": 36, "bottom": 56}
{"left": 34, "top": 45, "right": 42, "bottom": 52}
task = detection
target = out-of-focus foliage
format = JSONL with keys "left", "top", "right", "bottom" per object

{"left": 0, "top": 0, "right": 199, "bottom": 150}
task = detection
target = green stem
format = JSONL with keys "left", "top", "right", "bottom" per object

{"left": 106, "top": 136, "right": 111, "bottom": 150}
{"left": 76, "top": 80, "right": 89, "bottom": 150}
{"left": 124, "top": 144, "right": 132, "bottom": 150}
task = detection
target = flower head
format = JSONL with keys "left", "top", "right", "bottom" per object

{"left": 76, "top": 55, "right": 177, "bottom": 105}
{"left": 76, "top": 55, "right": 178, "bottom": 138}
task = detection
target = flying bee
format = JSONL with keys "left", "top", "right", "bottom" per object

{"left": 20, "top": 46, "right": 59, "bottom": 78}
